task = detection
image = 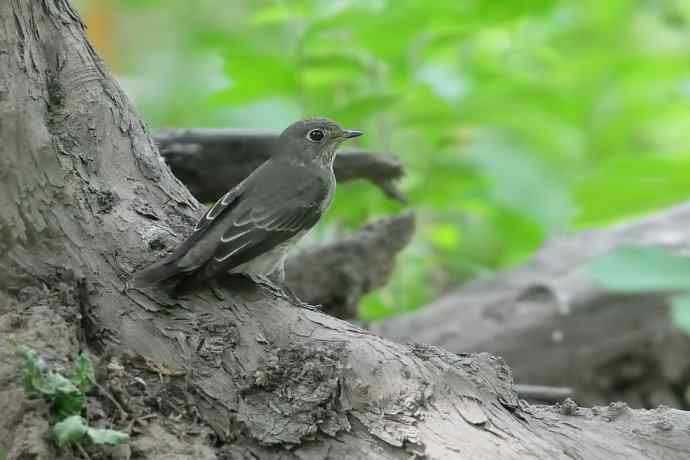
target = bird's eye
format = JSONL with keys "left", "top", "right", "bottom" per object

{"left": 307, "top": 129, "right": 325, "bottom": 142}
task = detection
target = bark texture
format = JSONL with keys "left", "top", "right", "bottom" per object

{"left": 375, "top": 204, "right": 690, "bottom": 409}
{"left": 1, "top": 2, "right": 689, "bottom": 460}
{"left": 155, "top": 128, "right": 406, "bottom": 203}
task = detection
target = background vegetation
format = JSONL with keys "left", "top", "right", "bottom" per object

{"left": 76, "top": 0, "right": 690, "bottom": 320}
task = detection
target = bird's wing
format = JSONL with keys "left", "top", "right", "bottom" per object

{"left": 207, "top": 170, "right": 329, "bottom": 273}
{"left": 193, "top": 183, "right": 245, "bottom": 233}
{"left": 135, "top": 162, "right": 330, "bottom": 287}
{"left": 132, "top": 180, "right": 247, "bottom": 285}
{"left": 170, "top": 176, "right": 249, "bottom": 272}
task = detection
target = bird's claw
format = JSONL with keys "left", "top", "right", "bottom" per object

{"left": 295, "top": 300, "right": 322, "bottom": 312}
{"left": 251, "top": 275, "right": 320, "bottom": 311}
{"left": 209, "top": 280, "right": 226, "bottom": 301}
{"left": 252, "top": 275, "right": 290, "bottom": 301}
{"left": 282, "top": 284, "right": 321, "bottom": 311}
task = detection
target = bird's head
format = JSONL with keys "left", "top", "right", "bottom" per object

{"left": 277, "top": 117, "right": 363, "bottom": 167}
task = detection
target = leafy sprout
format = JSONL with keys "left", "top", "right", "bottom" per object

{"left": 16, "top": 346, "right": 129, "bottom": 448}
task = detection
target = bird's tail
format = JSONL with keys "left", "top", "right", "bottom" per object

{"left": 131, "top": 258, "right": 181, "bottom": 288}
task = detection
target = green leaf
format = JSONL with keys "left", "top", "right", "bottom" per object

{"left": 51, "top": 376, "right": 86, "bottom": 418}
{"left": 671, "top": 295, "right": 690, "bottom": 335}
{"left": 53, "top": 415, "right": 88, "bottom": 447}
{"left": 16, "top": 345, "right": 49, "bottom": 395}
{"left": 38, "top": 372, "right": 76, "bottom": 398}
{"left": 70, "top": 353, "right": 96, "bottom": 393}
{"left": 87, "top": 427, "right": 129, "bottom": 446}
{"left": 588, "top": 246, "right": 690, "bottom": 292}
{"left": 53, "top": 416, "right": 129, "bottom": 447}
{"left": 16, "top": 346, "right": 85, "bottom": 417}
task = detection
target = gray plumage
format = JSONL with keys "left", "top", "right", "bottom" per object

{"left": 134, "top": 117, "right": 362, "bottom": 292}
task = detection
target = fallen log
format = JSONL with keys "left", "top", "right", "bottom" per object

{"left": 374, "top": 204, "right": 690, "bottom": 408}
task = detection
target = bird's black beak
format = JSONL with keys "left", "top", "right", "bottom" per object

{"left": 342, "top": 129, "right": 363, "bottom": 139}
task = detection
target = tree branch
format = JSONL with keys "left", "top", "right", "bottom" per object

{"left": 155, "top": 128, "right": 406, "bottom": 203}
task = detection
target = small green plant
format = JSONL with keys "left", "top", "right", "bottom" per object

{"left": 16, "top": 346, "right": 129, "bottom": 448}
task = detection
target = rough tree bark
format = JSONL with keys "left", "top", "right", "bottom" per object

{"left": 374, "top": 204, "right": 690, "bottom": 409}
{"left": 1, "top": 2, "right": 689, "bottom": 460}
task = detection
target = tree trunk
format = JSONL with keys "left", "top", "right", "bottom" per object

{"left": 1, "top": 2, "right": 689, "bottom": 459}
{"left": 374, "top": 204, "right": 690, "bottom": 409}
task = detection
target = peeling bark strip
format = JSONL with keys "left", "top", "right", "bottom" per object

{"left": 155, "top": 128, "right": 406, "bottom": 203}
{"left": 1, "top": 1, "right": 690, "bottom": 459}
{"left": 375, "top": 203, "right": 690, "bottom": 409}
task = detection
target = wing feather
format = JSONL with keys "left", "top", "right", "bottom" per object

{"left": 208, "top": 172, "right": 329, "bottom": 272}
{"left": 211, "top": 201, "right": 321, "bottom": 267}
{"left": 135, "top": 159, "right": 332, "bottom": 289}
{"left": 133, "top": 185, "right": 244, "bottom": 285}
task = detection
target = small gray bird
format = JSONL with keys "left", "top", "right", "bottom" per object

{"left": 135, "top": 117, "right": 362, "bottom": 294}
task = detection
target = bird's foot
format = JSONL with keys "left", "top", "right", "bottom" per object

{"left": 122, "top": 278, "right": 131, "bottom": 293}
{"left": 250, "top": 275, "right": 321, "bottom": 311}
{"left": 294, "top": 299, "right": 322, "bottom": 312}
{"left": 251, "top": 275, "right": 290, "bottom": 301}
{"left": 282, "top": 285, "right": 322, "bottom": 312}
{"left": 209, "top": 279, "right": 226, "bottom": 301}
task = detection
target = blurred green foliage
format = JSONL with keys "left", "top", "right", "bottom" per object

{"left": 77, "top": 0, "right": 690, "bottom": 320}
{"left": 588, "top": 246, "right": 690, "bottom": 334}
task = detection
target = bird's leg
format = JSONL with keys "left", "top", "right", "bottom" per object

{"left": 250, "top": 274, "right": 290, "bottom": 301}
{"left": 282, "top": 284, "right": 321, "bottom": 312}
{"left": 270, "top": 267, "right": 321, "bottom": 311}
{"left": 209, "top": 278, "right": 226, "bottom": 301}
{"left": 250, "top": 272, "right": 321, "bottom": 311}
